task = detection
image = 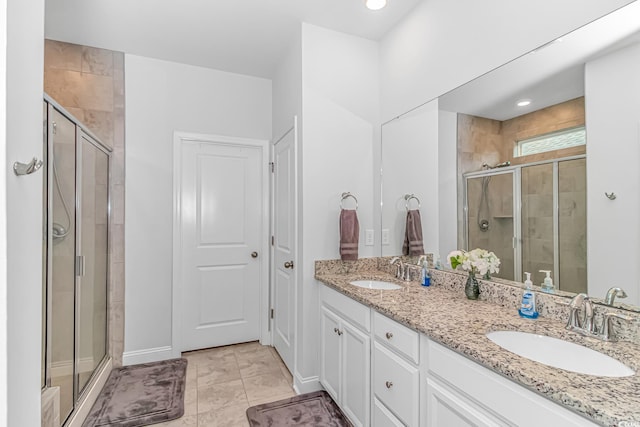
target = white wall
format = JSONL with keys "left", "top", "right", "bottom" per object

{"left": 438, "top": 110, "right": 458, "bottom": 261}
{"left": 585, "top": 42, "right": 640, "bottom": 306}
{"left": 296, "top": 23, "right": 379, "bottom": 387}
{"left": 0, "top": 0, "right": 7, "bottom": 422}
{"left": 380, "top": 0, "right": 635, "bottom": 121}
{"left": 3, "top": 0, "right": 45, "bottom": 425}
{"left": 273, "top": 32, "right": 302, "bottom": 144}
{"left": 381, "top": 101, "right": 439, "bottom": 257}
{"left": 124, "top": 55, "right": 272, "bottom": 362}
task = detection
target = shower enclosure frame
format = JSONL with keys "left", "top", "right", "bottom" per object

{"left": 43, "top": 94, "right": 112, "bottom": 425}
{"left": 463, "top": 154, "right": 586, "bottom": 287}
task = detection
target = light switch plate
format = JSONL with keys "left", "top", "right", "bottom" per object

{"left": 365, "top": 229, "right": 374, "bottom": 246}
{"left": 382, "top": 229, "right": 390, "bottom": 245}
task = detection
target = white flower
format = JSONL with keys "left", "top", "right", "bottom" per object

{"left": 448, "top": 248, "right": 501, "bottom": 277}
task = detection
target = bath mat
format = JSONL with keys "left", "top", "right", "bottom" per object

{"left": 82, "top": 358, "right": 187, "bottom": 427}
{"left": 246, "top": 390, "right": 352, "bottom": 426}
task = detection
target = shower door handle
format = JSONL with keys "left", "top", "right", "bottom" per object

{"left": 76, "top": 255, "right": 85, "bottom": 277}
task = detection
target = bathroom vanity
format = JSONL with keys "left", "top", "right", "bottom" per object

{"left": 315, "top": 258, "right": 640, "bottom": 427}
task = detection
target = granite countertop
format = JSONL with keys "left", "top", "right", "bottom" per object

{"left": 315, "top": 268, "right": 640, "bottom": 427}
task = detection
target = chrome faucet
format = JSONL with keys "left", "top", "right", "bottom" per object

{"left": 390, "top": 257, "right": 404, "bottom": 279}
{"left": 599, "top": 311, "right": 632, "bottom": 341}
{"left": 565, "top": 292, "right": 632, "bottom": 341}
{"left": 604, "top": 287, "right": 627, "bottom": 306}
{"left": 416, "top": 255, "right": 427, "bottom": 266}
{"left": 566, "top": 293, "right": 595, "bottom": 335}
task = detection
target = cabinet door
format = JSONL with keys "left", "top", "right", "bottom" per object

{"left": 373, "top": 398, "right": 404, "bottom": 427}
{"left": 426, "top": 378, "right": 506, "bottom": 427}
{"left": 342, "top": 319, "right": 371, "bottom": 427}
{"left": 320, "top": 306, "right": 341, "bottom": 402}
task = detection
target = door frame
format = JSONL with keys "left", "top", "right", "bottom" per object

{"left": 172, "top": 131, "right": 270, "bottom": 358}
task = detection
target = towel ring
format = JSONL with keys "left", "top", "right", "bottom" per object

{"left": 404, "top": 194, "right": 421, "bottom": 211}
{"left": 341, "top": 192, "right": 358, "bottom": 210}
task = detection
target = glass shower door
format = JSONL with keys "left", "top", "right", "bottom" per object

{"left": 466, "top": 171, "right": 515, "bottom": 280}
{"left": 521, "top": 163, "right": 555, "bottom": 287}
{"left": 49, "top": 107, "right": 77, "bottom": 421}
{"left": 77, "top": 131, "right": 109, "bottom": 394}
{"left": 558, "top": 158, "right": 587, "bottom": 293}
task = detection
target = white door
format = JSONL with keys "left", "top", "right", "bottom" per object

{"left": 179, "top": 136, "right": 265, "bottom": 352}
{"left": 272, "top": 120, "right": 297, "bottom": 371}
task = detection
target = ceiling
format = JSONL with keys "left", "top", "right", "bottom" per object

{"left": 439, "top": 2, "right": 640, "bottom": 121}
{"left": 44, "top": 0, "right": 422, "bottom": 79}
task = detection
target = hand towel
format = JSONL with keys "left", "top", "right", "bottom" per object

{"left": 403, "top": 209, "right": 424, "bottom": 256}
{"left": 340, "top": 209, "right": 359, "bottom": 261}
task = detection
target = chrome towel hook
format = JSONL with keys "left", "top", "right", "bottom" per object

{"left": 13, "top": 157, "right": 43, "bottom": 176}
{"left": 404, "top": 193, "right": 421, "bottom": 210}
{"left": 605, "top": 192, "right": 617, "bottom": 200}
{"left": 340, "top": 192, "right": 358, "bottom": 210}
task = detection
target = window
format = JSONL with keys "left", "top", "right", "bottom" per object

{"left": 514, "top": 126, "right": 586, "bottom": 157}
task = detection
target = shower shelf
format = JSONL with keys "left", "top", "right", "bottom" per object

{"left": 493, "top": 215, "right": 513, "bottom": 219}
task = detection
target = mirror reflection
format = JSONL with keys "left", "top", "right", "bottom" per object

{"left": 380, "top": 4, "right": 640, "bottom": 309}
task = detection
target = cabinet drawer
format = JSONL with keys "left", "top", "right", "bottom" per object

{"left": 373, "top": 311, "right": 419, "bottom": 363}
{"left": 373, "top": 342, "right": 420, "bottom": 426}
{"left": 320, "top": 285, "right": 370, "bottom": 332}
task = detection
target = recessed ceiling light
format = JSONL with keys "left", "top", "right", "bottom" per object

{"left": 516, "top": 99, "right": 532, "bottom": 107}
{"left": 365, "top": 0, "right": 387, "bottom": 10}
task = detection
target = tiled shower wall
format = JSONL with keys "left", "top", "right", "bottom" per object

{"left": 457, "top": 97, "right": 585, "bottom": 175}
{"left": 457, "top": 98, "right": 586, "bottom": 291}
{"left": 43, "top": 39, "right": 125, "bottom": 367}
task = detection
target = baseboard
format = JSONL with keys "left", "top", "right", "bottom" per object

{"left": 293, "top": 371, "right": 322, "bottom": 395}
{"left": 122, "top": 346, "right": 174, "bottom": 365}
{"left": 65, "top": 358, "right": 112, "bottom": 427}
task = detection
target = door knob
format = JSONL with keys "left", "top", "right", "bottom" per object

{"left": 284, "top": 261, "right": 294, "bottom": 269}
{"left": 251, "top": 251, "right": 258, "bottom": 258}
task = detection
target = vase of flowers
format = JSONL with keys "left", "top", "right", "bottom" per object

{"left": 465, "top": 271, "right": 480, "bottom": 300}
{"left": 448, "top": 249, "right": 500, "bottom": 300}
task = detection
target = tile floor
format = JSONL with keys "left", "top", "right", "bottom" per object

{"left": 155, "top": 341, "right": 296, "bottom": 427}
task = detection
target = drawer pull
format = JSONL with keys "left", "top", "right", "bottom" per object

{"left": 385, "top": 381, "right": 393, "bottom": 389}
{"left": 385, "top": 332, "right": 393, "bottom": 340}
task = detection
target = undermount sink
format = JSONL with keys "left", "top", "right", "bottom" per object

{"left": 349, "top": 280, "right": 402, "bottom": 290}
{"left": 486, "top": 330, "right": 634, "bottom": 378}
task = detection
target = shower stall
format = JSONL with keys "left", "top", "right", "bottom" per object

{"left": 42, "top": 97, "right": 111, "bottom": 424}
{"left": 464, "top": 156, "right": 587, "bottom": 293}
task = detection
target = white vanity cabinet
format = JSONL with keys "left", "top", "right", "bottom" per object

{"left": 425, "top": 340, "right": 600, "bottom": 427}
{"left": 372, "top": 311, "right": 421, "bottom": 427}
{"left": 319, "top": 286, "right": 371, "bottom": 427}
{"left": 318, "top": 283, "right": 602, "bottom": 427}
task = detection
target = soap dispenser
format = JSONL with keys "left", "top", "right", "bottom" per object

{"left": 518, "top": 272, "right": 538, "bottom": 319}
{"left": 421, "top": 261, "right": 431, "bottom": 287}
{"left": 539, "top": 270, "right": 554, "bottom": 293}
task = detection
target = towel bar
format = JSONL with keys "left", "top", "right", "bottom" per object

{"left": 340, "top": 192, "right": 358, "bottom": 210}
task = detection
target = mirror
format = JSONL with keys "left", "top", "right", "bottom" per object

{"left": 380, "top": 3, "right": 640, "bottom": 311}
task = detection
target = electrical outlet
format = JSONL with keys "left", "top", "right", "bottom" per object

{"left": 382, "top": 229, "right": 390, "bottom": 245}
{"left": 365, "top": 229, "right": 374, "bottom": 246}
